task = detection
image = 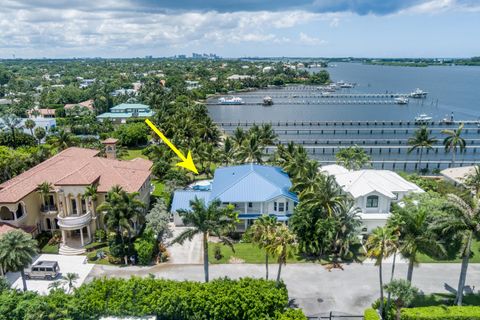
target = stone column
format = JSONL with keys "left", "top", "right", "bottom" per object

{"left": 77, "top": 194, "right": 82, "bottom": 215}
{"left": 244, "top": 202, "right": 247, "bottom": 214}
{"left": 65, "top": 194, "right": 70, "bottom": 217}
{"left": 87, "top": 225, "right": 91, "bottom": 243}
{"left": 80, "top": 227, "right": 84, "bottom": 247}
{"left": 61, "top": 230, "right": 67, "bottom": 245}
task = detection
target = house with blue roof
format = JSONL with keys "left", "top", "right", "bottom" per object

{"left": 96, "top": 103, "right": 154, "bottom": 124}
{"left": 171, "top": 164, "right": 298, "bottom": 231}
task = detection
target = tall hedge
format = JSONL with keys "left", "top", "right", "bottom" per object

{"left": 401, "top": 306, "right": 480, "bottom": 319}
{"left": 0, "top": 277, "right": 305, "bottom": 319}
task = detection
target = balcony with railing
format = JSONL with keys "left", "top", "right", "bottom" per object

{"left": 40, "top": 204, "right": 58, "bottom": 214}
{"left": 57, "top": 211, "right": 92, "bottom": 229}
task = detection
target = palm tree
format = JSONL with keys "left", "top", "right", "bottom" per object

{"left": 332, "top": 198, "right": 362, "bottom": 263}
{"left": 442, "top": 123, "right": 466, "bottom": 166}
{"left": 464, "top": 165, "right": 480, "bottom": 197}
{"left": 48, "top": 280, "right": 64, "bottom": 292}
{"left": 37, "top": 181, "right": 54, "bottom": 209}
{"left": 266, "top": 224, "right": 296, "bottom": 284}
{"left": 61, "top": 272, "right": 79, "bottom": 293}
{"left": 300, "top": 173, "right": 343, "bottom": 216}
{"left": 83, "top": 184, "right": 98, "bottom": 227}
{"left": 258, "top": 123, "right": 277, "bottom": 146}
{"left": 384, "top": 279, "right": 418, "bottom": 320}
{"left": 247, "top": 215, "right": 278, "bottom": 279}
{"left": 0, "top": 230, "right": 38, "bottom": 291}
{"left": 236, "top": 134, "right": 264, "bottom": 164}
{"left": 232, "top": 127, "right": 246, "bottom": 146}
{"left": 365, "top": 227, "right": 398, "bottom": 318}
{"left": 407, "top": 126, "right": 437, "bottom": 172}
{"left": 1, "top": 114, "right": 22, "bottom": 146}
{"left": 172, "top": 198, "right": 238, "bottom": 282}
{"left": 335, "top": 145, "right": 371, "bottom": 170}
{"left": 432, "top": 194, "right": 480, "bottom": 305}
{"left": 221, "top": 136, "right": 236, "bottom": 166}
{"left": 97, "top": 186, "right": 146, "bottom": 264}
{"left": 24, "top": 119, "right": 36, "bottom": 136}
{"left": 34, "top": 127, "right": 46, "bottom": 145}
{"left": 48, "top": 129, "right": 77, "bottom": 150}
{"left": 389, "top": 203, "right": 445, "bottom": 283}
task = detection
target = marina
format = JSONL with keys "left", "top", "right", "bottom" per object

{"left": 209, "top": 63, "right": 480, "bottom": 172}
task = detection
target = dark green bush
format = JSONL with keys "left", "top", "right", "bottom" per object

{"left": 401, "top": 306, "right": 480, "bottom": 319}
{"left": 73, "top": 277, "right": 289, "bottom": 319}
{"left": 275, "top": 308, "right": 308, "bottom": 319}
{"left": 0, "top": 131, "right": 36, "bottom": 147}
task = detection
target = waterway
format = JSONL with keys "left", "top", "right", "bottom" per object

{"left": 208, "top": 62, "right": 480, "bottom": 122}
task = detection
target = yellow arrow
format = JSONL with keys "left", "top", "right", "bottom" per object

{"left": 145, "top": 119, "right": 199, "bottom": 174}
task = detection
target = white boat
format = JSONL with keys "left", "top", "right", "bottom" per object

{"left": 415, "top": 114, "right": 432, "bottom": 122}
{"left": 262, "top": 96, "right": 273, "bottom": 106}
{"left": 218, "top": 96, "right": 244, "bottom": 105}
{"left": 394, "top": 97, "right": 409, "bottom": 104}
{"left": 410, "top": 88, "right": 428, "bottom": 98}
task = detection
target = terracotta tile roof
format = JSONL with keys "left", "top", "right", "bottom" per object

{"left": 64, "top": 99, "right": 94, "bottom": 111}
{"left": 101, "top": 138, "right": 119, "bottom": 144}
{"left": 0, "top": 147, "right": 152, "bottom": 203}
{"left": 0, "top": 222, "right": 36, "bottom": 236}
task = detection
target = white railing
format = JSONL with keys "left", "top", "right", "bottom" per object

{"left": 57, "top": 211, "right": 92, "bottom": 228}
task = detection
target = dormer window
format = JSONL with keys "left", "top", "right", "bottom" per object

{"left": 366, "top": 195, "right": 379, "bottom": 208}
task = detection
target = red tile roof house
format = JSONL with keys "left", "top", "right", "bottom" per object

{"left": 0, "top": 142, "right": 153, "bottom": 255}
{"left": 64, "top": 99, "right": 95, "bottom": 112}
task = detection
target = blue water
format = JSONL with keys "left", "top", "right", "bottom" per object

{"left": 208, "top": 62, "right": 480, "bottom": 122}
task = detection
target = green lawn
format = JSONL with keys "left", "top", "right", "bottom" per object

{"left": 412, "top": 293, "right": 480, "bottom": 307}
{"left": 208, "top": 242, "right": 305, "bottom": 264}
{"left": 40, "top": 243, "right": 59, "bottom": 254}
{"left": 121, "top": 148, "right": 148, "bottom": 161}
{"left": 417, "top": 239, "right": 480, "bottom": 263}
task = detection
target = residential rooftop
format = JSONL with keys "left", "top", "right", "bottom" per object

{"left": 0, "top": 147, "right": 152, "bottom": 203}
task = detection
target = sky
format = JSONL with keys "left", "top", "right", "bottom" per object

{"left": 1, "top": 0, "right": 479, "bottom": 59}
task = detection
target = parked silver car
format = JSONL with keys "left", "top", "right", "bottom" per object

{"left": 25, "top": 261, "right": 60, "bottom": 280}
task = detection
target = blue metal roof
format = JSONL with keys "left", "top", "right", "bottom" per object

{"left": 96, "top": 111, "right": 155, "bottom": 118}
{"left": 170, "top": 191, "right": 210, "bottom": 212}
{"left": 210, "top": 164, "right": 298, "bottom": 203}
{"left": 110, "top": 103, "right": 151, "bottom": 111}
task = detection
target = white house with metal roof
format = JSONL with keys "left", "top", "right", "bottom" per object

{"left": 322, "top": 164, "right": 423, "bottom": 234}
{"left": 171, "top": 164, "right": 298, "bottom": 231}
{"left": 96, "top": 103, "right": 154, "bottom": 124}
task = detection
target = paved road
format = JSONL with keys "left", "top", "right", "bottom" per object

{"left": 86, "top": 262, "right": 480, "bottom": 316}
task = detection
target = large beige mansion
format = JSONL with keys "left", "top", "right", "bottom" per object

{"left": 0, "top": 140, "right": 152, "bottom": 254}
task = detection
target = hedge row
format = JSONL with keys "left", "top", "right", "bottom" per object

{"left": 401, "top": 306, "right": 480, "bottom": 319}
{"left": 364, "top": 308, "right": 380, "bottom": 320}
{"left": 0, "top": 277, "right": 305, "bottom": 320}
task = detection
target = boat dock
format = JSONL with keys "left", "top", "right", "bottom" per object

{"left": 231, "top": 93, "right": 410, "bottom": 99}
{"left": 209, "top": 99, "right": 408, "bottom": 105}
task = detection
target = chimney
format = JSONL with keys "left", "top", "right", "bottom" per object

{"left": 101, "top": 138, "right": 119, "bottom": 159}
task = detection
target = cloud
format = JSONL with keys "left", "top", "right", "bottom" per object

{"left": 298, "top": 32, "right": 326, "bottom": 45}
{"left": 399, "top": 0, "right": 480, "bottom": 14}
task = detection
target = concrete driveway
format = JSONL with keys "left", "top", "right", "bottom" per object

{"left": 85, "top": 262, "right": 480, "bottom": 316}
{"left": 165, "top": 226, "right": 202, "bottom": 264}
{"left": 6, "top": 254, "right": 94, "bottom": 294}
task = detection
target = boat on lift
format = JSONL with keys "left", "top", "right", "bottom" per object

{"left": 394, "top": 97, "right": 409, "bottom": 104}
{"left": 410, "top": 88, "right": 428, "bottom": 98}
{"left": 262, "top": 96, "right": 273, "bottom": 106}
{"left": 218, "top": 96, "right": 244, "bottom": 105}
{"left": 415, "top": 114, "right": 432, "bottom": 122}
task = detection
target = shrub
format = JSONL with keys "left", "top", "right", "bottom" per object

{"left": 95, "top": 229, "right": 106, "bottom": 242}
{"left": 214, "top": 245, "right": 223, "bottom": 260}
{"left": 0, "top": 131, "right": 36, "bottom": 147}
{"left": 364, "top": 308, "right": 380, "bottom": 320}
{"left": 73, "top": 277, "right": 289, "bottom": 319}
{"left": 401, "top": 306, "right": 480, "bottom": 319}
{"left": 134, "top": 238, "right": 155, "bottom": 265}
{"left": 276, "top": 308, "right": 308, "bottom": 319}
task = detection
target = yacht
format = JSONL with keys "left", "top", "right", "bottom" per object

{"left": 262, "top": 96, "right": 273, "bottom": 106}
{"left": 415, "top": 114, "right": 432, "bottom": 122}
{"left": 410, "top": 88, "right": 428, "bottom": 98}
{"left": 394, "top": 97, "right": 409, "bottom": 105}
{"left": 218, "top": 96, "right": 244, "bottom": 105}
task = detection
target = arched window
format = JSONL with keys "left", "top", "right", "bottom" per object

{"left": 46, "top": 218, "right": 52, "bottom": 230}
{"left": 366, "top": 195, "right": 379, "bottom": 208}
{"left": 0, "top": 207, "right": 14, "bottom": 220}
{"left": 16, "top": 203, "right": 24, "bottom": 219}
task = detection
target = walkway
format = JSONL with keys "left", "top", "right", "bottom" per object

{"left": 164, "top": 226, "right": 202, "bottom": 264}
